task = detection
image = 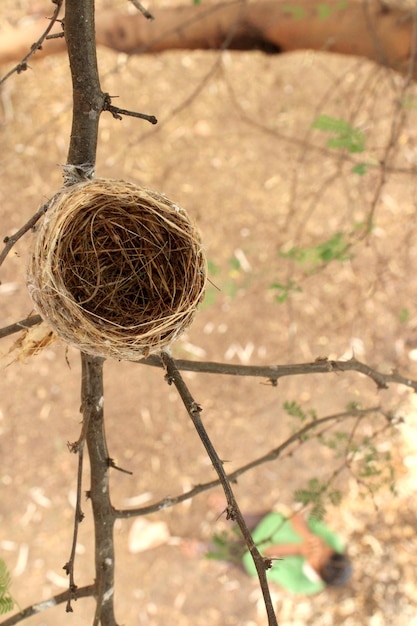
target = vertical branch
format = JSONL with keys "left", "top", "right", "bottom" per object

{"left": 64, "top": 1, "right": 117, "bottom": 624}
{"left": 65, "top": 0, "right": 105, "bottom": 171}
{"left": 82, "top": 355, "right": 117, "bottom": 626}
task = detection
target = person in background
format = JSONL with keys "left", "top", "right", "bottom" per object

{"left": 241, "top": 510, "right": 352, "bottom": 594}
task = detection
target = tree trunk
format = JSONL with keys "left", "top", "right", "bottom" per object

{"left": 0, "top": 1, "right": 414, "bottom": 79}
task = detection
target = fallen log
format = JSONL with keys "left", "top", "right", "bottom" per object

{"left": 0, "top": 1, "right": 414, "bottom": 79}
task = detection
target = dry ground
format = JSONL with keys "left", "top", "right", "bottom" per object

{"left": 1, "top": 2, "right": 417, "bottom": 625}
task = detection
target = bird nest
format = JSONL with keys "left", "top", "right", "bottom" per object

{"left": 27, "top": 179, "right": 206, "bottom": 360}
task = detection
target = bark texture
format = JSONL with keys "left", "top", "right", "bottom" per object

{"left": 0, "top": 1, "right": 414, "bottom": 79}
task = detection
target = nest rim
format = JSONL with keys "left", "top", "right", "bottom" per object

{"left": 27, "top": 178, "right": 206, "bottom": 360}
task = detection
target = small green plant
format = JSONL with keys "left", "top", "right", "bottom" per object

{"left": 282, "top": 2, "right": 347, "bottom": 20}
{"left": 318, "top": 430, "right": 349, "bottom": 453}
{"left": 206, "top": 526, "right": 246, "bottom": 564}
{"left": 269, "top": 279, "right": 302, "bottom": 303}
{"left": 0, "top": 560, "right": 15, "bottom": 615}
{"left": 399, "top": 308, "right": 410, "bottom": 324}
{"left": 279, "top": 232, "right": 350, "bottom": 270}
{"left": 352, "top": 162, "right": 371, "bottom": 176}
{"left": 282, "top": 5, "right": 306, "bottom": 19}
{"left": 316, "top": 3, "right": 332, "bottom": 19}
{"left": 294, "top": 478, "right": 342, "bottom": 520}
{"left": 283, "top": 400, "right": 317, "bottom": 422}
{"left": 316, "top": 2, "right": 347, "bottom": 19}
{"left": 312, "top": 114, "right": 365, "bottom": 153}
{"left": 352, "top": 436, "right": 396, "bottom": 492}
{"left": 201, "top": 254, "right": 252, "bottom": 308}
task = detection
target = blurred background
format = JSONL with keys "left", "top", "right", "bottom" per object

{"left": 1, "top": 1, "right": 417, "bottom": 624}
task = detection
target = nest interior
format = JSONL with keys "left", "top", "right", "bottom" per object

{"left": 27, "top": 179, "right": 206, "bottom": 360}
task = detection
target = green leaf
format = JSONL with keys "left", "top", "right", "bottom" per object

{"left": 280, "top": 233, "right": 350, "bottom": 270}
{"left": 399, "top": 308, "right": 410, "bottom": 323}
{"left": 315, "top": 233, "right": 350, "bottom": 263}
{"left": 401, "top": 94, "right": 417, "bottom": 110}
{"left": 0, "top": 561, "right": 14, "bottom": 615}
{"left": 207, "top": 259, "right": 221, "bottom": 276}
{"left": 282, "top": 5, "right": 306, "bottom": 19}
{"left": 294, "top": 478, "right": 327, "bottom": 520}
{"left": 316, "top": 3, "right": 332, "bottom": 19}
{"left": 312, "top": 114, "right": 365, "bottom": 153}
{"left": 206, "top": 528, "right": 244, "bottom": 564}
{"left": 352, "top": 162, "right": 369, "bottom": 175}
{"left": 228, "top": 257, "right": 241, "bottom": 272}
{"left": 312, "top": 115, "right": 351, "bottom": 133}
{"left": 284, "top": 400, "right": 307, "bottom": 421}
{"left": 269, "top": 280, "right": 302, "bottom": 303}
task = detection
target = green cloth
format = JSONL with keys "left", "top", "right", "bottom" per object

{"left": 242, "top": 512, "right": 345, "bottom": 595}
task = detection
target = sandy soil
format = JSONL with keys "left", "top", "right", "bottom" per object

{"left": 1, "top": 2, "right": 417, "bottom": 625}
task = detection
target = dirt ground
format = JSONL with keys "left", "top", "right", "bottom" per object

{"left": 1, "top": 1, "right": 417, "bottom": 625}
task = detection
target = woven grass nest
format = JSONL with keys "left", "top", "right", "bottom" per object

{"left": 27, "top": 179, "right": 206, "bottom": 360}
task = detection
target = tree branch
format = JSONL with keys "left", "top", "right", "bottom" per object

{"left": 0, "top": 585, "right": 94, "bottom": 626}
{"left": 139, "top": 354, "right": 417, "bottom": 392}
{"left": 63, "top": 1, "right": 117, "bottom": 623}
{"left": 115, "top": 406, "right": 381, "bottom": 518}
{"left": 64, "top": 0, "right": 105, "bottom": 173}
{"left": 0, "top": 0, "right": 64, "bottom": 86}
{"left": 0, "top": 197, "right": 54, "bottom": 270}
{"left": 0, "top": 315, "right": 42, "bottom": 340}
{"left": 129, "top": 0, "right": 155, "bottom": 21}
{"left": 103, "top": 94, "right": 157, "bottom": 124}
{"left": 160, "top": 350, "right": 278, "bottom": 626}
{"left": 82, "top": 354, "right": 117, "bottom": 626}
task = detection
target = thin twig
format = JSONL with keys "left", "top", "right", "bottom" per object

{"left": 160, "top": 350, "right": 278, "bottom": 626}
{"left": 0, "top": 0, "right": 64, "bottom": 86}
{"left": 129, "top": 0, "right": 155, "bottom": 21}
{"left": 63, "top": 434, "right": 88, "bottom": 611}
{"left": 115, "top": 406, "right": 380, "bottom": 518}
{"left": 0, "top": 315, "right": 42, "bottom": 339}
{"left": 139, "top": 354, "right": 417, "bottom": 392}
{"left": 0, "top": 585, "right": 95, "bottom": 626}
{"left": 103, "top": 95, "right": 157, "bottom": 124}
{"left": 360, "top": 1, "right": 417, "bottom": 234}
{"left": 46, "top": 31, "right": 65, "bottom": 40}
{"left": 63, "top": 398, "right": 95, "bottom": 610}
{"left": 0, "top": 198, "right": 54, "bottom": 269}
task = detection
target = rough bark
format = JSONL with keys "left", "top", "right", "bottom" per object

{"left": 0, "top": 1, "right": 415, "bottom": 79}
{"left": 64, "top": 1, "right": 117, "bottom": 624}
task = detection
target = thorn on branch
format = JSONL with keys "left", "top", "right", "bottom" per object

{"left": 226, "top": 504, "right": 237, "bottom": 521}
{"left": 190, "top": 401, "right": 203, "bottom": 415}
{"left": 103, "top": 94, "right": 157, "bottom": 125}
{"left": 17, "top": 62, "right": 28, "bottom": 74}
{"left": 107, "top": 457, "right": 133, "bottom": 475}
{"left": 46, "top": 32, "right": 65, "bottom": 40}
